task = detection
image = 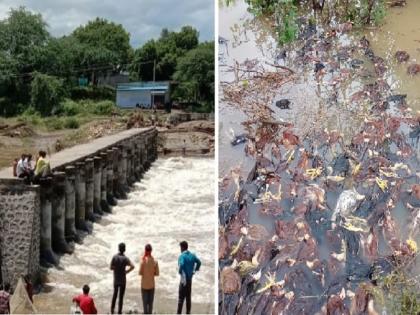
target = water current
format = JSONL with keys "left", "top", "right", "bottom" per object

{"left": 34, "top": 157, "right": 215, "bottom": 314}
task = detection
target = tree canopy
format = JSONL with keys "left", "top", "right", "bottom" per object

{"left": 173, "top": 42, "right": 214, "bottom": 104}
{"left": 0, "top": 7, "right": 214, "bottom": 116}
{"left": 130, "top": 26, "right": 200, "bottom": 81}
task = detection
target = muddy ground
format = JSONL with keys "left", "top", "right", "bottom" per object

{"left": 0, "top": 110, "right": 214, "bottom": 171}
{"left": 158, "top": 120, "right": 215, "bottom": 157}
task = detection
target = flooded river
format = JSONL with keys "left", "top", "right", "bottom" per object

{"left": 35, "top": 157, "right": 215, "bottom": 314}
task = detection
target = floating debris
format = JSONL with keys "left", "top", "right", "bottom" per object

{"left": 275, "top": 99, "right": 290, "bottom": 109}
{"left": 332, "top": 189, "right": 365, "bottom": 222}
{"left": 231, "top": 134, "right": 247, "bottom": 146}
{"left": 395, "top": 50, "right": 410, "bottom": 63}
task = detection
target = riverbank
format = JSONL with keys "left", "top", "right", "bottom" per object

{"left": 158, "top": 120, "right": 215, "bottom": 157}
{"left": 0, "top": 109, "right": 214, "bottom": 169}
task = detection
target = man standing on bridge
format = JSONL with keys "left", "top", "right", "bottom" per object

{"left": 177, "top": 241, "right": 201, "bottom": 314}
{"left": 110, "top": 243, "right": 134, "bottom": 314}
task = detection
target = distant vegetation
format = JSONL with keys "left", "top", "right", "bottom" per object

{"left": 0, "top": 7, "right": 214, "bottom": 118}
{"left": 225, "top": 0, "right": 386, "bottom": 45}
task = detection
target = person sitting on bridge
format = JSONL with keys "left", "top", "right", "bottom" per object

{"left": 16, "top": 154, "right": 28, "bottom": 178}
{"left": 0, "top": 283, "right": 11, "bottom": 314}
{"left": 72, "top": 284, "right": 97, "bottom": 314}
{"left": 24, "top": 154, "right": 34, "bottom": 176}
{"left": 34, "top": 151, "right": 51, "bottom": 178}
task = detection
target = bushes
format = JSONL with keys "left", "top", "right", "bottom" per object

{"left": 58, "top": 99, "right": 116, "bottom": 116}
{"left": 70, "top": 86, "right": 115, "bottom": 101}
{"left": 64, "top": 117, "right": 80, "bottom": 129}
{"left": 60, "top": 99, "right": 84, "bottom": 116}
{"left": 44, "top": 117, "right": 64, "bottom": 130}
{"left": 91, "top": 100, "right": 115, "bottom": 115}
{"left": 30, "top": 72, "right": 67, "bottom": 116}
{"left": 275, "top": 1, "right": 298, "bottom": 45}
{"left": 18, "top": 108, "right": 42, "bottom": 125}
{"left": 44, "top": 117, "right": 80, "bottom": 130}
{"left": 0, "top": 97, "right": 25, "bottom": 117}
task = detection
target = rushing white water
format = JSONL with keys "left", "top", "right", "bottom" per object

{"left": 34, "top": 157, "right": 215, "bottom": 314}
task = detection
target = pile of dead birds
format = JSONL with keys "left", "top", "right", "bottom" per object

{"left": 219, "top": 18, "right": 420, "bottom": 314}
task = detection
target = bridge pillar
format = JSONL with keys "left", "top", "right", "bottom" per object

{"left": 93, "top": 156, "right": 103, "bottom": 215}
{"left": 84, "top": 158, "right": 95, "bottom": 221}
{"left": 139, "top": 137, "right": 146, "bottom": 177}
{"left": 144, "top": 136, "right": 150, "bottom": 171}
{"left": 75, "top": 162, "right": 88, "bottom": 231}
{"left": 128, "top": 140, "right": 136, "bottom": 184}
{"left": 100, "top": 152, "right": 110, "bottom": 212}
{"left": 126, "top": 143, "right": 132, "bottom": 187}
{"left": 117, "top": 146, "right": 128, "bottom": 198}
{"left": 64, "top": 166, "right": 78, "bottom": 242}
{"left": 133, "top": 137, "right": 141, "bottom": 181}
{"left": 52, "top": 172, "right": 72, "bottom": 254}
{"left": 106, "top": 149, "right": 117, "bottom": 206}
{"left": 39, "top": 177, "right": 57, "bottom": 265}
{"left": 112, "top": 147, "right": 123, "bottom": 199}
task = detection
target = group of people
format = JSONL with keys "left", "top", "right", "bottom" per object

{"left": 12, "top": 150, "right": 51, "bottom": 183}
{"left": 72, "top": 241, "right": 201, "bottom": 314}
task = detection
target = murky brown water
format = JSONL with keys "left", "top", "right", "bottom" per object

{"left": 220, "top": 0, "right": 420, "bottom": 174}
{"left": 219, "top": 1, "right": 420, "bottom": 313}
{"left": 367, "top": 0, "right": 420, "bottom": 109}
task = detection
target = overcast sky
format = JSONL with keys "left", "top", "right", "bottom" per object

{"left": 0, "top": 0, "right": 214, "bottom": 48}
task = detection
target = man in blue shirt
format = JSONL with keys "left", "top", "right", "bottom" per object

{"left": 177, "top": 241, "right": 201, "bottom": 314}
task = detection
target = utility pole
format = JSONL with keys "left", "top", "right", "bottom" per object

{"left": 153, "top": 59, "right": 156, "bottom": 82}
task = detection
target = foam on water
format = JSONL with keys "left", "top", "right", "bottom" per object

{"left": 35, "top": 157, "right": 215, "bottom": 313}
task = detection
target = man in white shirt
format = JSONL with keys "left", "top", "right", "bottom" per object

{"left": 16, "top": 154, "right": 27, "bottom": 178}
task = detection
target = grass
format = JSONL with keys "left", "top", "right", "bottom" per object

{"left": 367, "top": 270, "right": 420, "bottom": 314}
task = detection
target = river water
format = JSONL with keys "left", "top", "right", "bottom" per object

{"left": 34, "top": 157, "right": 215, "bottom": 314}
{"left": 219, "top": 0, "right": 420, "bottom": 176}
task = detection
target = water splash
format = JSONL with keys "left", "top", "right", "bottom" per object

{"left": 35, "top": 157, "right": 215, "bottom": 314}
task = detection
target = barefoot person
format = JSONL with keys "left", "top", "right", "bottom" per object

{"left": 177, "top": 241, "right": 201, "bottom": 314}
{"left": 110, "top": 243, "right": 134, "bottom": 314}
{"left": 139, "top": 244, "right": 159, "bottom": 314}
{"left": 72, "top": 285, "right": 97, "bottom": 314}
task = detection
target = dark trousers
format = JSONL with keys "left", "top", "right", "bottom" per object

{"left": 141, "top": 288, "right": 155, "bottom": 314}
{"left": 111, "top": 284, "right": 126, "bottom": 314}
{"left": 177, "top": 279, "right": 192, "bottom": 314}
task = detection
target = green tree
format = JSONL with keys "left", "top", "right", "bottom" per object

{"left": 130, "top": 26, "right": 199, "bottom": 81}
{"left": 30, "top": 72, "right": 66, "bottom": 116}
{"left": 130, "top": 40, "right": 158, "bottom": 81}
{"left": 72, "top": 18, "right": 131, "bottom": 84}
{"left": 0, "top": 7, "right": 50, "bottom": 106}
{"left": 173, "top": 41, "right": 214, "bottom": 104}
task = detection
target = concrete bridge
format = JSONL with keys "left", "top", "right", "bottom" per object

{"left": 0, "top": 127, "right": 158, "bottom": 287}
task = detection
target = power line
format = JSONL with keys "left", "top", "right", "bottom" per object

{"left": 0, "top": 60, "right": 156, "bottom": 79}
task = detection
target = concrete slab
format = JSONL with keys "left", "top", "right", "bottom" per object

{"left": 0, "top": 127, "right": 154, "bottom": 179}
